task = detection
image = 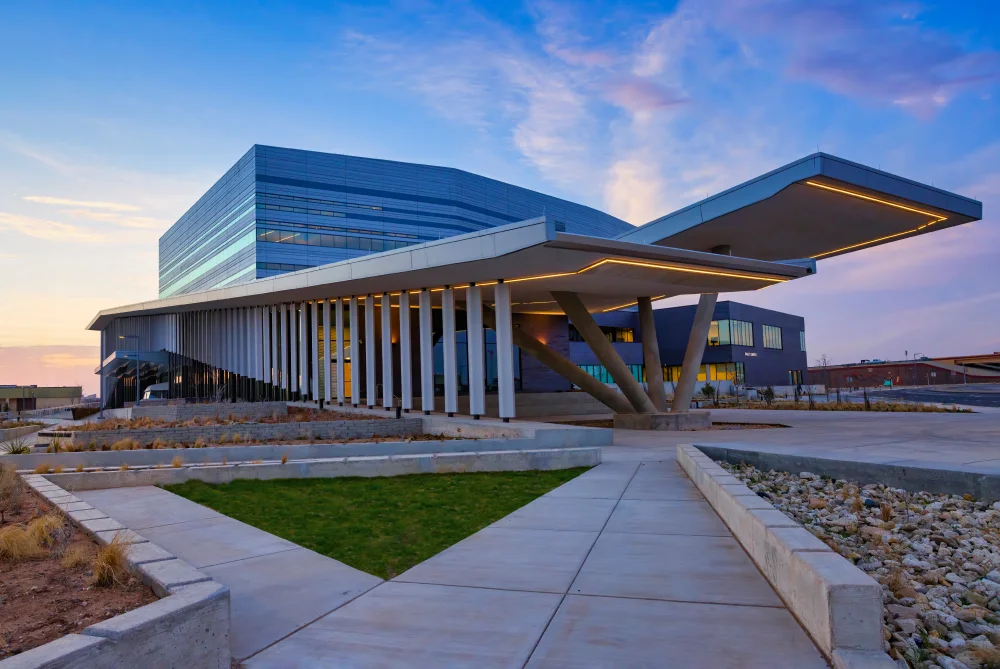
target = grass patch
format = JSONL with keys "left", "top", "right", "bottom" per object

{"left": 165, "top": 468, "right": 590, "bottom": 579}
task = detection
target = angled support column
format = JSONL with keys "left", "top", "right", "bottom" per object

{"left": 483, "top": 307, "right": 633, "bottom": 415}
{"left": 442, "top": 286, "right": 458, "bottom": 416}
{"left": 419, "top": 288, "right": 434, "bottom": 414}
{"left": 466, "top": 284, "right": 485, "bottom": 418}
{"left": 399, "top": 291, "right": 413, "bottom": 411}
{"left": 311, "top": 301, "right": 320, "bottom": 403}
{"left": 335, "top": 298, "right": 345, "bottom": 406}
{"left": 323, "top": 300, "right": 332, "bottom": 406}
{"left": 494, "top": 280, "right": 515, "bottom": 422}
{"left": 365, "top": 295, "right": 376, "bottom": 408}
{"left": 381, "top": 293, "right": 394, "bottom": 410}
{"left": 638, "top": 296, "right": 668, "bottom": 412}
{"left": 553, "top": 291, "right": 657, "bottom": 414}
{"left": 671, "top": 293, "right": 719, "bottom": 413}
{"left": 349, "top": 297, "right": 360, "bottom": 407}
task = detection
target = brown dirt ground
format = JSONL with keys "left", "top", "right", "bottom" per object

{"left": 0, "top": 488, "right": 156, "bottom": 659}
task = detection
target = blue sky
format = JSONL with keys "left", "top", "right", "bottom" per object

{"left": 1, "top": 0, "right": 998, "bottom": 392}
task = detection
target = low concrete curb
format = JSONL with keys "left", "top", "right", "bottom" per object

{"left": 44, "top": 447, "right": 602, "bottom": 491}
{"left": 696, "top": 444, "right": 1000, "bottom": 502}
{"left": 613, "top": 410, "right": 711, "bottom": 431}
{"left": 1, "top": 476, "right": 230, "bottom": 669}
{"left": 676, "top": 445, "right": 894, "bottom": 668}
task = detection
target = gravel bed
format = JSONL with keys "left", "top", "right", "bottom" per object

{"left": 721, "top": 461, "right": 1000, "bottom": 669}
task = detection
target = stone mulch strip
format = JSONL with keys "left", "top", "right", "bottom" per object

{"left": 721, "top": 460, "right": 1000, "bottom": 669}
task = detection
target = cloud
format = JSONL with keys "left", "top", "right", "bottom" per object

{"left": 701, "top": 0, "right": 1000, "bottom": 112}
{"left": 42, "top": 353, "right": 99, "bottom": 368}
{"left": 0, "top": 212, "right": 106, "bottom": 243}
{"left": 604, "top": 78, "right": 686, "bottom": 113}
{"left": 59, "top": 209, "right": 162, "bottom": 229}
{"left": 23, "top": 195, "right": 141, "bottom": 211}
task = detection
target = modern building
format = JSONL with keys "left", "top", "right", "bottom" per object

{"left": 808, "top": 353, "right": 1000, "bottom": 388}
{"left": 159, "top": 145, "right": 631, "bottom": 298}
{"left": 89, "top": 150, "right": 983, "bottom": 418}
{"left": 577, "top": 301, "right": 808, "bottom": 390}
{"left": 0, "top": 386, "right": 82, "bottom": 413}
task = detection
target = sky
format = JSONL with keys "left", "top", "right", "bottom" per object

{"left": 1, "top": 0, "right": 999, "bottom": 395}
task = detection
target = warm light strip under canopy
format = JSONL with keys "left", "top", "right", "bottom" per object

{"left": 805, "top": 181, "right": 948, "bottom": 259}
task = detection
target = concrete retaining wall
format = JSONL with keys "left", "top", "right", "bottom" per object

{"left": 697, "top": 444, "right": 1000, "bottom": 503}
{"left": 46, "top": 447, "right": 602, "bottom": 491}
{"left": 2, "top": 476, "right": 230, "bottom": 669}
{"left": 70, "top": 417, "right": 419, "bottom": 448}
{"left": 676, "top": 445, "right": 894, "bottom": 669}
{"left": 0, "top": 423, "right": 44, "bottom": 442}
{"left": 131, "top": 401, "right": 288, "bottom": 421}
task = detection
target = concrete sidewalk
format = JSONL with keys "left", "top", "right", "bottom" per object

{"left": 610, "top": 408, "right": 1000, "bottom": 473}
{"left": 75, "top": 486, "right": 382, "bottom": 661}
{"left": 245, "top": 460, "right": 826, "bottom": 668}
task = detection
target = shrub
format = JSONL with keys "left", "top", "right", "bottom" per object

{"left": 1, "top": 436, "right": 32, "bottom": 455}
{"left": 194, "top": 437, "right": 207, "bottom": 449}
{"left": 92, "top": 533, "right": 131, "bottom": 587}
{"left": 33, "top": 463, "right": 53, "bottom": 474}
{"left": 761, "top": 386, "right": 775, "bottom": 407}
{"left": 0, "top": 525, "right": 42, "bottom": 562}
{"left": 217, "top": 433, "right": 230, "bottom": 444}
{"left": 0, "top": 464, "right": 23, "bottom": 523}
{"left": 700, "top": 383, "right": 715, "bottom": 400}
{"left": 111, "top": 438, "right": 139, "bottom": 451}
{"left": 171, "top": 456, "right": 183, "bottom": 468}
{"left": 151, "top": 438, "right": 168, "bottom": 450}
{"left": 61, "top": 544, "right": 90, "bottom": 569}
{"left": 88, "top": 439, "right": 97, "bottom": 451}
{"left": 75, "top": 464, "right": 84, "bottom": 473}
{"left": 53, "top": 465, "right": 64, "bottom": 474}
{"left": 119, "top": 463, "right": 129, "bottom": 471}
{"left": 231, "top": 433, "right": 243, "bottom": 444}
{"left": 281, "top": 454, "right": 288, "bottom": 465}
{"left": 28, "top": 514, "right": 64, "bottom": 548}
{"left": 48, "top": 437, "right": 63, "bottom": 453}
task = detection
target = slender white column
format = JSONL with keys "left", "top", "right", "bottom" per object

{"left": 322, "top": 300, "right": 332, "bottom": 405}
{"left": 466, "top": 284, "right": 485, "bottom": 417}
{"left": 262, "top": 307, "right": 271, "bottom": 385}
{"left": 311, "top": 301, "right": 320, "bottom": 403}
{"left": 270, "top": 306, "right": 278, "bottom": 393}
{"left": 335, "top": 298, "right": 345, "bottom": 405}
{"left": 364, "top": 295, "right": 376, "bottom": 407}
{"left": 289, "top": 304, "right": 299, "bottom": 396}
{"left": 419, "top": 288, "right": 434, "bottom": 414}
{"left": 281, "top": 304, "right": 290, "bottom": 397}
{"left": 349, "top": 297, "right": 360, "bottom": 406}
{"left": 399, "top": 291, "right": 412, "bottom": 411}
{"left": 381, "top": 293, "right": 394, "bottom": 409}
{"left": 299, "top": 302, "right": 308, "bottom": 400}
{"left": 494, "top": 280, "right": 516, "bottom": 421}
{"left": 442, "top": 286, "right": 457, "bottom": 416}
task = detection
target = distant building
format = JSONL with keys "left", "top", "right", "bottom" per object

{"left": 0, "top": 386, "right": 82, "bottom": 412}
{"left": 807, "top": 353, "right": 1000, "bottom": 388}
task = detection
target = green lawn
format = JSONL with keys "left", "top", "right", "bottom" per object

{"left": 164, "top": 468, "right": 589, "bottom": 579}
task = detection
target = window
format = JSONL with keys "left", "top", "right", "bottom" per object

{"left": 568, "top": 325, "right": 634, "bottom": 344}
{"left": 709, "top": 319, "right": 753, "bottom": 347}
{"left": 799, "top": 331, "right": 806, "bottom": 352}
{"left": 254, "top": 226, "right": 417, "bottom": 251}
{"left": 578, "top": 364, "right": 645, "bottom": 384}
{"left": 789, "top": 370, "right": 803, "bottom": 385}
{"left": 763, "top": 325, "right": 783, "bottom": 349}
{"left": 661, "top": 362, "right": 744, "bottom": 384}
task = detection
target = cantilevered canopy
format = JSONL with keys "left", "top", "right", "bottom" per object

{"left": 617, "top": 153, "right": 982, "bottom": 261}
{"left": 86, "top": 218, "right": 811, "bottom": 330}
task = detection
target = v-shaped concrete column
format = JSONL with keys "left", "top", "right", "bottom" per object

{"left": 638, "top": 297, "right": 668, "bottom": 412}
{"left": 670, "top": 292, "right": 718, "bottom": 413}
{"left": 553, "top": 291, "right": 657, "bottom": 414}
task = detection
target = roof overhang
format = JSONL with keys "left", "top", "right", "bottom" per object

{"left": 617, "top": 153, "right": 982, "bottom": 261}
{"left": 87, "top": 217, "right": 811, "bottom": 330}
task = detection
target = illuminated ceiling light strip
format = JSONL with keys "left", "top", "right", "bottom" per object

{"left": 805, "top": 181, "right": 948, "bottom": 221}
{"left": 589, "top": 258, "right": 787, "bottom": 283}
{"left": 804, "top": 181, "right": 948, "bottom": 259}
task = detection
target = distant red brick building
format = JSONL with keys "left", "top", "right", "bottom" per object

{"left": 807, "top": 353, "right": 1000, "bottom": 389}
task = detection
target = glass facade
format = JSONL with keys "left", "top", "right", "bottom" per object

{"left": 568, "top": 325, "right": 634, "bottom": 343}
{"left": 800, "top": 330, "right": 806, "bottom": 352}
{"left": 663, "top": 362, "right": 744, "bottom": 384}
{"left": 159, "top": 145, "right": 632, "bottom": 297}
{"left": 579, "top": 363, "right": 645, "bottom": 384}
{"left": 707, "top": 319, "right": 753, "bottom": 347}
{"left": 763, "top": 324, "right": 783, "bottom": 349}
{"left": 789, "top": 369, "right": 804, "bottom": 385}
